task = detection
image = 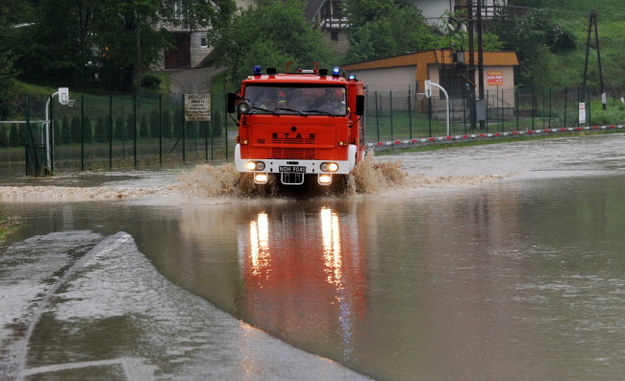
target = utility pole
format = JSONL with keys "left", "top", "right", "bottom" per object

{"left": 477, "top": 0, "right": 486, "bottom": 129}
{"left": 582, "top": 12, "right": 606, "bottom": 111}
{"left": 467, "top": 0, "right": 477, "bottom": 130}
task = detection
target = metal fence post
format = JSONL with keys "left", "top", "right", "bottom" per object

{"left": 375, "top": 91, "right": 380, "bottom": 142}
{"left": 428, "top": 98, "right": 432, "bottom": 137}
{"left": 531, "top": 86, "right": 536, "bottom": 130}
{"left": 563, "top": 87, "right": 568, "bottom": 128}
{"left": 182, "top": 94, "right": 186, "bottom": 164}
{"left": 389, "top": 90, "right": 394, "bottom": 140}
{"left": 133, "top": 94, "right": 137, "bottom": 168}
{"left": 159, "top": 94, "right": 163, "bottom": 166}
{"left": 109, "top": 95, "right": 113, "bottom": 170}
{"left": 408, "top": 86, "right": 413, "bottom": 139}
{"left": 548, "top": 87, "right": 552, "bottom": 129}
{"left": 81, "top": 95, "right": 85, "bottom": 171}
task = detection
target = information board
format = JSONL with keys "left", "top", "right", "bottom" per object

{"left": 184, "top": 94, "right": 211, "bottom": 121}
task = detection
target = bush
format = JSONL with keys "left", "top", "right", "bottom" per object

{"left": 140, "top": 74, "right": 162, "bottom": 94}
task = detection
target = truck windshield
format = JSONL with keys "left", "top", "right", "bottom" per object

{"left": 244, "top": 85, "right": 347, "bottom": 116}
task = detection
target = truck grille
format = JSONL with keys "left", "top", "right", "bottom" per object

{"left": 271, "top": 136, "right": 315, "bottom": 144}
{"left": 272, "top": 148, "right": 316, "bottom": 160}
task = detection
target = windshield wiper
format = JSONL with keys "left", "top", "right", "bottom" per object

{"left": 303, "top": 109, "right": 335, "bottom": 116}
{"left": 250, "top": 106, "right": 278, "bottom": 115}
{"left": 275, "top": 107, "right": 307, "bottom": 116}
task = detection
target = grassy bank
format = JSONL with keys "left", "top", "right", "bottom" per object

{"left": 374, "top": 129, "right": 624, "bottom": 156}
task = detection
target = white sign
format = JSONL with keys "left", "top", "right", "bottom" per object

{"left": 579, "top": 102, "right": 586, "bottom": 125}
{"left": 424, "top": 80, "right": 432, "bottom": 98}
{"left": 184, "top": 94, "right": 211, "bottom": 121}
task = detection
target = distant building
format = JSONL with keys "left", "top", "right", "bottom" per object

{"left": 154, "top": 0, "right": 509, "bottom": 70}
{"left": 305, "top": 0, "right": 349, "bottom": 52}
{"left": 343, "top": 49, "right": 519, "bottom": 112}
{"left": 412, "top": 0, "right": 508, "bottom": 27}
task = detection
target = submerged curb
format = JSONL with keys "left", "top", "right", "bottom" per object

{"left": 368, "top": 124, "right": 625, "bottom": 151}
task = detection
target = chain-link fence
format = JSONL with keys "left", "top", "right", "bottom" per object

{"left": 0, "top": 92, "right": 234, "bottom": 175}
{"left": 364, "top": 86, "right": 611, "bottom": 142}
{"left": 0, "top": 86, "right": 617, "bottom": 175}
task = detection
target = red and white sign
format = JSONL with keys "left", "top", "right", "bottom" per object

{"left": 487, "top": 71, "right": 504, "bottom": 86}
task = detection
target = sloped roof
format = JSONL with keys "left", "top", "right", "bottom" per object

{"left": 343, "top": 49, "right": 519, "bottom": 71}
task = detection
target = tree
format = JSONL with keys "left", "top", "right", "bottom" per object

{"left": 12, "top": 0, "right": 235, "bottom": 92}
{"left": 341, "top": 0, "right": 439, "bottom": 63}
{"left": 489, "top": 8, "right": 575, "bottom": 86}
{"left": 0, "top": 11, "right": 20, "bottom": 119}
{"left": 214, "top": 0, "right": 340, "bottom": 82}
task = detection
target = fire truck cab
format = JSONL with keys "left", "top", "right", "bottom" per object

{"left": 228, "top": 66, "right": 366, "bottom": 186}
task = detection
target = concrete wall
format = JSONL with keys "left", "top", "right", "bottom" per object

{"left": 345, "top": 66, "right": 417, "bottom": 93}
{"left": 190, "top": 31, "right": 211, "bottom": 68}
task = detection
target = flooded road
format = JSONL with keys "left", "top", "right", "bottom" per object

{"left": 2, "top": 134, "right": 625, "bottom": 380}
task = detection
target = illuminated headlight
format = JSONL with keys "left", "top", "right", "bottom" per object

{"left": 246, "top": 161, "right": 265, "bottom": 171}
{"left": 320, "top": 162, "right": 339, "bottom": 172}
{"left": 318, "top": 174, "right": 333, "bottom": 185}
{"left": 254, "top": 173, "right": 268, "bottom": 184}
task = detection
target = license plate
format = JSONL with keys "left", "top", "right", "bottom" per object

{"left": 279, "top": 166, "right": 306, "bottom": 173}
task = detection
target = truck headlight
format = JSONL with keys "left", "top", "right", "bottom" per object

{"left": 246, "top": 161, "right": 265, "bottom": 171}
{"left": 320, "top": 162, "right": 339, "bottom": 172}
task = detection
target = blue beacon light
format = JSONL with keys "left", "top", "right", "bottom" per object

{"left": 253, "top": 65, "right": 262, "bottom": 76}
{"left": 332, "top": 66, "right": 341, "bottom": 77}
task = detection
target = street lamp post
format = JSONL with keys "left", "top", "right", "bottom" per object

{"left": 424, "top": 80, "right": 451, "bottom": 137}
{"left": 45, "top": 87, "right": 73, "bottom": 172}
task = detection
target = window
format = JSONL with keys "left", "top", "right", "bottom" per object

{"left": 331, "top": 31, "right": 339, "bottom": 41}
{"left": 200, "top": 37, "right": 208, "bottom": 48}
{"left": 244, "top": 85, "right": 347, "bottom": 116}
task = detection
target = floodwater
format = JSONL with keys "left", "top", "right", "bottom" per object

{"left": 2, "top": 134, "right": 625, "bottom": 380}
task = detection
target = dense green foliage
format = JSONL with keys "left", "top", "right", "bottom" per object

{"left": 2, "top": 0, "right": 625, "bottom": 99}
{"left": 341, "top": 0, "right": 438, "bottom": 62}
{"left": 213, "top": 0, "right": 339, "bottom": 82}
{"left": 1, "top": 0, "right": 235, "bottom": 93}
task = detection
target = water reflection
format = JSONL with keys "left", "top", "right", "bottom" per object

{"left": 238, "top": 206, "right": 366, "bottom": 361}
{"left": 248, "top": 212, "right": 270, "bottom": 277}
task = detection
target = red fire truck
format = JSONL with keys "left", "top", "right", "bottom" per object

{"left": 228, "top": 65, "right": 366, "bottom": 187}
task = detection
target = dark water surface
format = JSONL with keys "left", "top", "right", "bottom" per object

{"left": 3, "top": 135, "right": 625, "bottom": 380}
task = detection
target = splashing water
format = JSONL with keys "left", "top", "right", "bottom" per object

{"left": 0, "top": 152, "right": 501, "bottom": 203}
{"left": 347, "top": 151, "right": 407, "bottom": 194}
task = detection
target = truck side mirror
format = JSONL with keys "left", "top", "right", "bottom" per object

{"left": 355, "top": 95, "right": 365, "bottom": 116}
{"left": 227, "top": 93, "right": 236, "bottom": 114}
